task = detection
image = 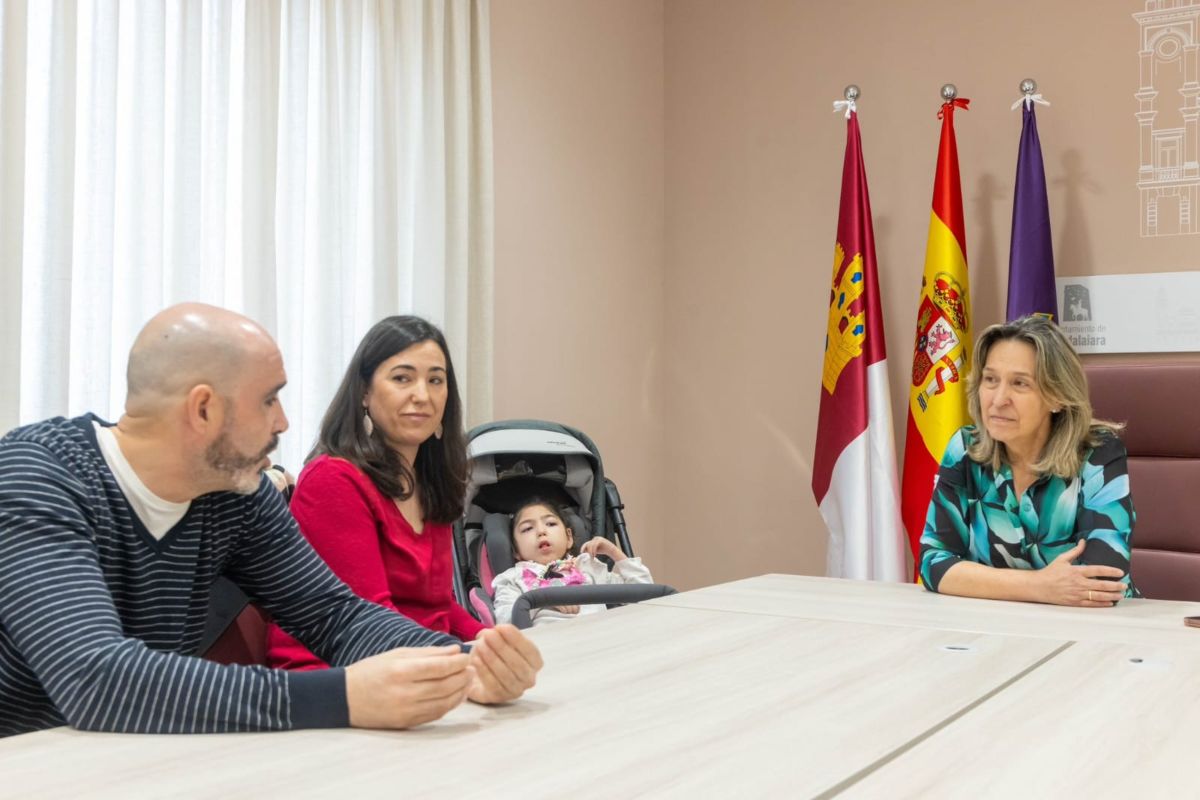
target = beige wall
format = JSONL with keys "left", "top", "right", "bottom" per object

{"left": 493, "top": 0, "right": 1199, "bottom": 591}
{"left": 490, "top": 1, "right": 667, "bottom": 573}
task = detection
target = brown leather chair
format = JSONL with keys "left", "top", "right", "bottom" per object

{"left": 201, "top": 467, "right": 293, "bottom": 666}
{"left": 203, "top": 604, "right": 268, "bottom": 666}
{"left": 1085, "top": 359, "right": 1200, "bottom": 601}
{"left": 200, "top": 577, "right": 268, "bottom": 666}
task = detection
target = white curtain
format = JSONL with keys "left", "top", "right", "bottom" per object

{"left": 0, "top": 0, "right": 494, "bottom": 470}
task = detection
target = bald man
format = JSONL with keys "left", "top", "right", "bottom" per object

{"left": 0, "top": 304, "right": 541, "bottom": 737}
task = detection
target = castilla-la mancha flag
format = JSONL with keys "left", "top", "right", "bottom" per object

{"left": 812, "top": 108, "right": 905, "bottom": 582}
{"left": 901, "top": 97, "right": 973, "bottom": 567}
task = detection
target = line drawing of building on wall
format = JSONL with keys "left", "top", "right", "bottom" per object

{"left": 1134, "top": 0, "right": 1200, "bottom": 237}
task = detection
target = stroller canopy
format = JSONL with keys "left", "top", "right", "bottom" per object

{"left": 465, "top": 421, "right": 605, "bottom": 529}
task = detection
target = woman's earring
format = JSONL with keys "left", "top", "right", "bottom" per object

{"left": 434, "top": 423, "right": 444, "bottom": 440}
{"left": 363, "top": 413, "right": 375, "bottom": 436}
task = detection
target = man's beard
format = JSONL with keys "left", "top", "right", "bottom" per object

{"left": 205, "top": 429, "right": 279, "bottom": 495}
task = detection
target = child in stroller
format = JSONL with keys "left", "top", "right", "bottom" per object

{"left": 452, "top": 420, "right": 675, "bottom": 629}
{"left": 492, "top": 497, "right": 654, "bottom": 625}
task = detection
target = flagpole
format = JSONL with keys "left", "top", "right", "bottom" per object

{"left": 833, "top": 83, "right": 860, "bottom": 118}
{"left": 1010, "top": 78, "right": 1051, "bottom": 112}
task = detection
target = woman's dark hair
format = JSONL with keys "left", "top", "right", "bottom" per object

{"left": 309, "top": 315, "right": 467, "bottom": 523}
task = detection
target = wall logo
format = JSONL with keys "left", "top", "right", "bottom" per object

{"left": 1063, "top": 284, "right": 1093, "bottom": 321}
{"left": 1134, "top": 0, "right": 1200, "bottom": 237}
{"left": 1061, "top": 283, "right": 1107, "bottom": 348}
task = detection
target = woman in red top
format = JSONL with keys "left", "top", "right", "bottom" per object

{"left": 266, "top": 316, "right": 486, "bottom": 670}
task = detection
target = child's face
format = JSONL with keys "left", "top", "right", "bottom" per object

{"left": 513, "top": 504, "right": 574, "bottom": 565}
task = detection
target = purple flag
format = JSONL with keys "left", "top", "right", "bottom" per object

{"left": 1006, "top": 104, "right": 1057, "bottom": 321}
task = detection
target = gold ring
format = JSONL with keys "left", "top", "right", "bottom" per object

{"left": 1088, "top": 590, "right": 1093, "bottom": 601}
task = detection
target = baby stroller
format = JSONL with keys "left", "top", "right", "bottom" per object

{"left": 452, "top": 420, "right": 676, "bottom": 628}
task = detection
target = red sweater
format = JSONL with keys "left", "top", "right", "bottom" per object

{"left": 265, "top": 455, "right": 486, "bottom": 670}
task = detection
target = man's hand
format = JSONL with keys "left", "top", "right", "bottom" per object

{"left": 345, "top": 645, "right": 473, "bottom": 729}
{"left": 467, "top": 625, "right": 543, "bottom": 705}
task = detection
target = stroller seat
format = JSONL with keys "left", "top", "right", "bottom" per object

{"left": 453, "top": 420, "right": 674, "bottom": 628}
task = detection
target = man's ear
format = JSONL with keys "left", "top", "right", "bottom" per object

{"left": 185, "top": 384, "right": 221, "bottom": 433}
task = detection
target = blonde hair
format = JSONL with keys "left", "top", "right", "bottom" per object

{"left": 965, "top": 315, "right": 1122, "bottom": 478}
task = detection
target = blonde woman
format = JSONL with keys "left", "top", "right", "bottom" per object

{"left": 919, "top": 315, "right": 1136, "bottom": 605}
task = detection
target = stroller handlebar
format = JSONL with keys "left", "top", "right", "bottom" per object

{"left": 509, "top": 584, "right": 678, "bottom": 630}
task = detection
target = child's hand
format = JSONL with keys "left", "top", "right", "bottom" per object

{"left": 552, "top": 605, "right": 580, "bottom": 615}
{"left": 264, "top": 464, "right": 296, "bottom": 496}
{"left": 580, "top": 537, "right": 627, "bottom": 562}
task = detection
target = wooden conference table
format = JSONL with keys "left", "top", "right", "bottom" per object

{"left": 5, "top": 575, "right": 1200, "bottom": 798}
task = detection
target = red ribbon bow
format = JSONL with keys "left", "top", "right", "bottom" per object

{"left": 937, "top": 97, "right": 971, "bottom": 119}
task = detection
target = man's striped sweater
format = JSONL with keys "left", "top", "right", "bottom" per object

{"left": 0, "top": 415, "right": 457, "bottom": 737}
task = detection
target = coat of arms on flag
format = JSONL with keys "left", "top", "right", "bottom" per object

{"left": 911, "top": 274, "right": 968, "bottom": 411}
{"left": 823, "top": 243, "right": 866, "bottom": 394}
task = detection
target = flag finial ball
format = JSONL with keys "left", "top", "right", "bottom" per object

{"left": 844, "top": 84, "right": 860, "bottom": 101}
{"left": 940, "top": 83, "right": 958, "bottom": 101}
{"left": 1020, "top": 78, "right": 1037, "bottom": 95}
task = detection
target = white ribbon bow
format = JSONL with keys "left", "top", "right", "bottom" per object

{"left": 832, "top": 99, "right": 856, "bottom": 119}
{"left": 1011, "top": 93, "right": 1050, "bottom": 111}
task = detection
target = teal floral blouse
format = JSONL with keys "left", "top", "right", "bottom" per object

{"left": 919, "top": 426, "right": 1137, "bottom": 596}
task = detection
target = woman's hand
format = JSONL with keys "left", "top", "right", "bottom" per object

{"left": 580, "top": 537, "right": 627, "bottom": 562}
{"left": 1035, "top": 540, "right": 1128, "bottom": 606}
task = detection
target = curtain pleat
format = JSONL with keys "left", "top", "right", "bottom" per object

{"left": 0, "top": 0, "right": 28, "bottom": 429}
{"left": 0, "top": 0, "right": 493, "bottom": 469}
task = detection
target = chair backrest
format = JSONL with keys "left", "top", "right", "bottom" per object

{"left": 201, "top": 468, "right": 293, "bottom": 666}
{"left": 203, "top": 604, "right": 269, "bottom": 666}
{"left": 1085, "top": 359, "right": 1200, "bottom": 601}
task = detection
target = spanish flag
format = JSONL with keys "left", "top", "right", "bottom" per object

{"left": 812, "top": 105, "right": 905, "bottom": 582}
{"left": 901, "top": 96, "right": 973, "bottom": 566}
